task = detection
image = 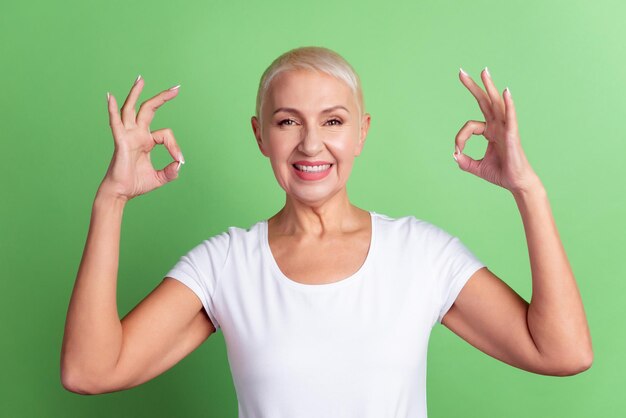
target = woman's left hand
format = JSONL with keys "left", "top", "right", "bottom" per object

{"left": 454, "top": 68, "right": 541, "bottom": 195}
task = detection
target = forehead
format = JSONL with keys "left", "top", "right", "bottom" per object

{"left": 266, "top": 69, "right": 355, "bottom": 111}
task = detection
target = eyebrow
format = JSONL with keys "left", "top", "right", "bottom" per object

{"left": 272, "top": 105, "right": 350, "bottom": 116}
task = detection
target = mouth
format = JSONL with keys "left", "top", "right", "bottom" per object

{"left": 292, "top": 163, "right": 333, "bottom": 173}
{"left": 291, "top": 161, "right": 334, "bottom": 181}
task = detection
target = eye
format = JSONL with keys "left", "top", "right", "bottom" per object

{"left": 326, "top": 118, "right": 342, "bottom": 126}
{"left": 278, "top": 118, "right": 297, "bottom": 126}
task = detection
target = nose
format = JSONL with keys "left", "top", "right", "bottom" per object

{"left": 297, "top": 126, "right": 324, "bottom": 156}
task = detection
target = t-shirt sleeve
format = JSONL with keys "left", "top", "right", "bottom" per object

{"left": 428, "top": 225, "right": 486, "bottom": 324}
{"left": 163, "top": 231, "right": 230, "bottom": 331}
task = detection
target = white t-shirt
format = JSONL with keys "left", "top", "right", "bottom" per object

{"left": 165, "top": 211, "right": 485, "bottom": 418}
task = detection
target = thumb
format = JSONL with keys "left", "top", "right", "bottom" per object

{"left": 453, "top": 147, "right": 480, "bottom": 176}
{"left": 156, "top": 159, "right": 184, "bottom": 184}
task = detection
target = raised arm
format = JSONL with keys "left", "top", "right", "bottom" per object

{"left": 61, "top": 78, "right": 214, "bottom": 394}
{"left": 440, "top": 68, "right": 593, "bottom": 376}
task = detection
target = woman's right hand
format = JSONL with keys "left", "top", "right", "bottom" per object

{"left": 99, "top": 76, "right": 185, "bottom": 201}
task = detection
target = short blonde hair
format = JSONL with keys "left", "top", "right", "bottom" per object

{"left": 255, "top": 46, "right": 365, "bottom": 124}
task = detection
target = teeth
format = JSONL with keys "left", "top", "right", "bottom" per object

{"left": 294, "top": 164, "right": 331, "bottom": 173}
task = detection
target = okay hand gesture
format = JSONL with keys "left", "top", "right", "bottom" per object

{"left": 454, "top": 68, "right": 541, "bottom": 195}
{"left": 99, "top": 76, "right": 185, "bottom": 201}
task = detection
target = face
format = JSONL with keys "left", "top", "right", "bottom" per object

{"left": 251, "top": 69, "right": 371, "bottom": 206}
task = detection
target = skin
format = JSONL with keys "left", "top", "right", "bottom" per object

{"left": 445, "top": 68, "right": 593, "bottom": 376}
{"left": 250, "top": 67, "right": 593, "bottom": 375}
{"left": 251, "top": 69, "right": 373, "bottom": 284}
{"left": 60, "top": 79, "right": 209, "bottom": 395}
{"left": 61, "top": 65, "right": 592, "bottom": 396}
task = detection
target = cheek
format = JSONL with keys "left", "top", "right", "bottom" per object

{"left": 327, "top": 130, "right": 361, "bottom": 158}
{"left": 265, "top": 134, "right": 294, "bottom": 157}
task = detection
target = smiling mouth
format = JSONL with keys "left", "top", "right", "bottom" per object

{"left": 292, "top": 163, "right": 333, "bottom": 173}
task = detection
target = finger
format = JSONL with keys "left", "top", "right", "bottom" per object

{"left": 454, "top": 120, "right": 487, "bottom": 154}
{"left": 453, "top": 146, "right": 482, "bottom": 176}
{"left": 155, "top": 159, "right": 181, "bottom": 185}
{"left": 107, "top": 93, "right": 124, "bottom": 138}
{"left": 480, "top": 68, "right": 505, "bottom": 121}
{"left": 151, "top": 128, "right": 185, "bottom": 164}
{"left": 459, "top": 69, "right": 494, "bottom": 121}
{"left": 503, "top": 88, "right": 518, "bottom": 135}
{"left": 137, "top": 85, "right": 181, "bottom": 129}
{"left": 121, "top": 75, "right": 145, "bottom": 126}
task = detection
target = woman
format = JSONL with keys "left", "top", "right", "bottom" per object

{"left": 61, "top": 46, "right": 593, "bottom": 417}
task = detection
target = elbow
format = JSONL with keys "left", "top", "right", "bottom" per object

{"left": 60, "top": 351, "right": 120, "bottom": 395}
{"left": 60, "top": 370, "right": 86, "bottom": 395}
{"left": 568, "top": 350, "right": 593, "bottom": 376}
{"left": 60, "top": 367, "right": 105, "bottom": 395}
{"left": 547, "top": 350, "right": 594, "bottom": 377}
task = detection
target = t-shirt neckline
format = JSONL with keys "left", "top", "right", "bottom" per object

{"left": 261, "top": 211, "right": 378, "bottom": 291}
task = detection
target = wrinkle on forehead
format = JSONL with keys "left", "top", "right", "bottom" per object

{"left": 265, "top": 69, "right": 358, "bottom": 117}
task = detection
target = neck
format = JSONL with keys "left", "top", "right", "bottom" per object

{"left": 269, "top": 188, "right": 366, "bottom": 236}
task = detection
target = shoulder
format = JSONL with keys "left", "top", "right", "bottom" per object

{"left": 181, "top": 219, "right": 265, "bottom": 260}
{"left": 372, "top": 211, "right": 454, "bottom": 243}
{"left": 371, "top": 212, "right": 466, "bottom": 261}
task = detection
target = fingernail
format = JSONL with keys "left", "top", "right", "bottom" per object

{"left": 484, "top": 67, "right": 491, "bottom": 77}
{"left": 176, "top": 160, "right": 182, "bottom": 171}
{"left": 179, "top": 153, "right": 185, "bottom": 164}
{"left": 134, "top": 75, "right": 142, "bottom": 85}
{"left": 106, "top": 92, "right": 110, "bottom": 103}
{"left": 169, "top": 84, "right": 181, "bottom": 91}
{"left": 505, "top": 87, "right": 511, "bottom": 96}
{"left": 460, "top": 68, "right": 468, "bottom": 76}
{"left": 453, "top": 152, "right": 458, "bottom": 162}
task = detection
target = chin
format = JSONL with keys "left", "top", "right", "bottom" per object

{"left": 285, "top": 185, "right": 345, "bottom": 207}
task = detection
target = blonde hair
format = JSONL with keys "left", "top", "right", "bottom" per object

{"left": 255, "top": 46, "right": 365, "bottom": 124}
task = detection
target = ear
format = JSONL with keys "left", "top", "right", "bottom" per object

{"left": 354, "top": 113, "right": 371, "bottom": 156}
{"left": 251, "top": 116, "right": 269, "bottom": 157}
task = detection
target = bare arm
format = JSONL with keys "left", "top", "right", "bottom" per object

{"left": 60, "top": 78, "right": 214, "bottom": 394}
{"left": 60, "top": 189, "right": 126, "bottom": 392}
{"left": 514, "top": 181, "right": 592, "bottom": 370}
{"left": 442, "top": 181, "right": 593, "bottom": 375}
{"left": 441, "top": 68, "right": 592, "bottom": 376}
{"left": 61, "top": 189, "right": 215, "bottom": 395}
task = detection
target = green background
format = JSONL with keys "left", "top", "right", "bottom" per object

{"left": 1, "top": 0, "right": 624, "bottom": 416}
